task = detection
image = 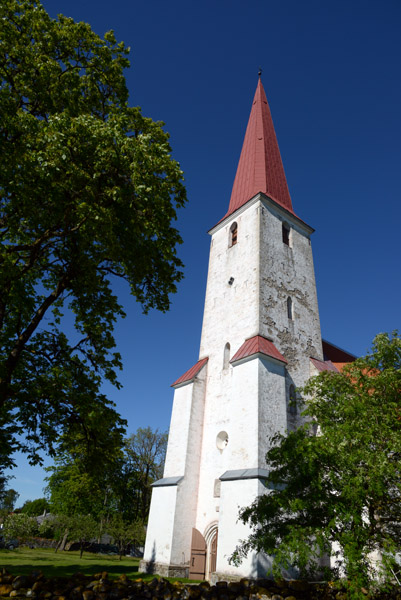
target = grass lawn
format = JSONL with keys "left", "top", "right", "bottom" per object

{"left": 0, "top": 547, "right": 143, "bottom": 580}
{"left": 0, "top": 547, "right": 196, "bottom": 583}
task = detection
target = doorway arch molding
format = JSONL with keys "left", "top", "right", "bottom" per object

{"left": 204, "top": 521, "right": 219, "bottom": 580}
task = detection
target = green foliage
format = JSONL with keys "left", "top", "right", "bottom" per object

{"left": 45, "top": 417, "right": 125, "bottom": 521}
{"left": 65, "top": 513, "right": 98, "bottom": 558}
{"left": 45, "top": 426, "right": 166, "bottom": 526}
{"left": 118, "top": 427, "right": 167, "bottom": 522}
{"left": 231, "top": 332, "right": 401, "bottom": 595}
{"left": 0, "top": 0, "right": 186, "bottom": 470}
{"left": 20, "top": 497, "right": 50, "bottom": 516}
{"left": 2, "top": 513, "right": 38, "bottom": 544}
{"left": 39, "top": 513, "right": 98, "bottom": 558}
{"left": 0, "top": 486, "right": 19, "bottom": 515}
{"left": 106, "top": 515, "right": 145, "bottom": 559}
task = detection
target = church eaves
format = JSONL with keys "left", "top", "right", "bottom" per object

{"left": 223, "top": 77, "right": 294, "bottom": 221}
{"left": 230, "top": 335, "right": 287, "bottom": 365}
{"left": 171, "top": 357, "right": 208, "bottom": 387}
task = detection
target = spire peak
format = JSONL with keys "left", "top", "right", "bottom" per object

{"left": 224, "top": 79, "right": 294, "bottom": 220}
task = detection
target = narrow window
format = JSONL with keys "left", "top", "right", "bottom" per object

{"left": 223, "top": 343, "right": 230, "bottom": 369}
{"left": 289, "top": 385, "right": 297, "bottom": 415}
{"left": 282, "top": 223, "right": 290, "bottom": 246}
{"left": 230, "top": 222, "right": 238, "bottom": 246}
{"left": 287, "top": 297, "right": 293, "bottom": 320}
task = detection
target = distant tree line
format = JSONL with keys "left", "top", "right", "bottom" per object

{"left": 1, "top": 426, "right": 167, "bottom": 558}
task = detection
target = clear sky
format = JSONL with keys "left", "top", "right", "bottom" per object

{"left": 7, "top": 0, "right": 401, "bottom": 506}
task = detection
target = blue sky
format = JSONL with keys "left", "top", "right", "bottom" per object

{"left": 7, "top": 0, "right": 401, "bottom": 505}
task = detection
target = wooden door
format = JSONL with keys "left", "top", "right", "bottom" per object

{"left": 209, "top": 531, "right": 218, "bottom": 574}
{"left": 189, "top": 528, "right": 206, "bottom": 580}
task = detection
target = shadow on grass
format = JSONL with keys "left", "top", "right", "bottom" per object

{"left": 2, "top": 563, "right": 141, "bottom": 579}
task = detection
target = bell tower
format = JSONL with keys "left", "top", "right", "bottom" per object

{"left": 141, "top": 77, "right": 323, "bottom": 581}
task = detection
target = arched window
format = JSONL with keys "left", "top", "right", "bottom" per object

{"left": 230, "top": 222, "right": 238, "bottom": 246}
{"left": 289, "top": 384, "right": 297, "bottom": 415}
{"left": 223, "top": 343, "right": 230, "bottom": 369}
{"left": 282, "top": 223, "right": 290, "bottom": 246}
{"left": 287, "top": 296, "right": 293, "bottom": 320}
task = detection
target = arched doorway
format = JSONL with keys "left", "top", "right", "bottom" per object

{"left": 204, "top": 522, "right": 219, "bottom": 580}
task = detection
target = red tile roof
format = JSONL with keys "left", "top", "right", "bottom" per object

{"left": 223, "top": 78, "right": 294, "bottom": 221}
{"left": 332, "top": 362, "right": 349, "bottom": 373}
{"left": 230, "top": 335, "right": 287, "bottom": 365}
{"left": 171, "top": 357, "right": 208, "bottom": 387}
{"left": 310, "top": 357, "right": 340, "bottom": 373}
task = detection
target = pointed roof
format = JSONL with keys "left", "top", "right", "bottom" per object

{"left": 171, "top": 357, "right": 208, "bottom": 387}
{"left": 223, "top": 78, "right": 294, "bottom": 220}
{"left": 310, "top": 357, "right": 340, "bottom": 373}
{"left": 230, "top": 335, "right": 287, "bottom": 365}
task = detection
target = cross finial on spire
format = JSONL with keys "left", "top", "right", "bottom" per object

{"left": 258, "top": 67, "right": 262, "bottom": 78}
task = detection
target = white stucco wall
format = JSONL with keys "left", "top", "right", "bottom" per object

{"left": 217, "top": 478, "right": 272, "bottom": 578}
{"left": 170, "top": 366, "right": 208, "bottom": 564}
{"left": 258, "top": 197, "right": 323, "bottom": 390}
{"left": 143, "top": 485, "right": 178, "bottom": 565}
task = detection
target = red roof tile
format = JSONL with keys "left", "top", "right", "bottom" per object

{"left": 230, "top": 335, "right": 287, "bottom": 365}
{"left": 222, "top": 78, "right": 294, "bottom": 221}
{"left": 310, "top": 357, "right": 340, "bottom": 373}
{"left": 171, "top": 357, "right": 208, "bottom": 387}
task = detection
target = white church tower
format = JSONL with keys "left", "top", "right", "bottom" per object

{"left": 141, "top": 77, "right": 324, "bottom": 581}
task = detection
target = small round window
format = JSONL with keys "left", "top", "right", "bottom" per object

{"left": 216, "top": 431, "right": 229, "bottom": 450}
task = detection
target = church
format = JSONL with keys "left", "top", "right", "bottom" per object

{"left": 140, "top": 77, "right": 355, "bottom": 581}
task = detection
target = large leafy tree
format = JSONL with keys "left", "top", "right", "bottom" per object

{"left": 231, "top": 332, "right": 401, "bottom": 592}
{"left": 0, "top": 0, "right": 186, "bottom": 468}
{"left": 121, "top": 427, "right": 168, "bottom": 521}
{"left": 45, "top": 406, "right": 126, "bottom": 520}
{"left": 45, "top": 426, "right": 167, "bottom": 526}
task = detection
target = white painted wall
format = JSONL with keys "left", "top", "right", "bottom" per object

{"left": 217, "top": 478, "right": 272, "bottom": 578}
{"left": 143, "top": 485, "right": 178, "bottom": 565}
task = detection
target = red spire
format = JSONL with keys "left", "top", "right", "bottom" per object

{"left": 225, "top": 78, "right": 294, "bottom": 219}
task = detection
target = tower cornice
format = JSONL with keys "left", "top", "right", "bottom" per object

{"left": 208, "top": 192, "right": 314, "bottom": 237}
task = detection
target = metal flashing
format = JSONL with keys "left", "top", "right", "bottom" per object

{"left": 219, "top": 468, "right": 270, "bottom": 481}
{"left": 151, "top": 476, "right": 184, "bottom": 487}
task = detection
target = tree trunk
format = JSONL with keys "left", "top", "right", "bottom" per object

{"left": 57, "top": 529, "right": 69, "bottom": 552}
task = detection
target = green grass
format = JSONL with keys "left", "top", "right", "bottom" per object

{"left": 0, "top": 547, "right": 141, "bottom": 579}
{"left": 0, "top": 547, "right": 196, "bottom": 583}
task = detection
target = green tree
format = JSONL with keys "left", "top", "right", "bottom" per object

{"left": 0, "top": 489, "right": 19, "bottom": 514}
{"left": 231, "top": 332, "right": 401, "bottom": 595}
{"left": 0, "top": 480, "right": 19, "bottom": 515}
{"left": 106, "top": 514, "right": 145, "bottom": 560}
{"left": 45, "top": 407, "right": 126, "bottom": 522}
{"left": 0, "top": 0, "right": 186, "bottom": 470}
{"left": 65, "top": 513, "right": 98, "bottom": 558}
{"left": 39, "top": 513, "right": 98, "bottom": 557}
{"left": 20, "top": 497, "right": 50, "bottom": 516}
{"left": 2, "top": 513, "right": 38, "bottom": 545}
{"left": 45, "top": 426, "right": 166, "bottom": 526}
{"left": 122, "top": 427, "right": 167, "bottom": 521}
